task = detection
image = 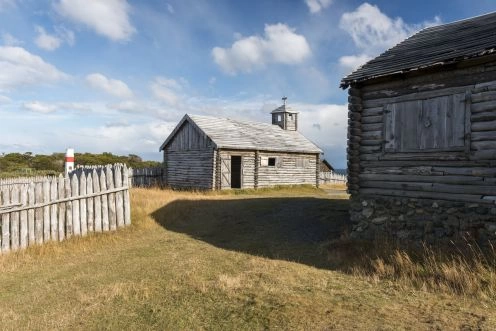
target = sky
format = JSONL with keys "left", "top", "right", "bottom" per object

{"left": 1, "top": 0, "right": 496, "bottom": 168}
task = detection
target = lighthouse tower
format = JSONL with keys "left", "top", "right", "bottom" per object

{"left": 64, "top": 148, "right": 75, "bottom": 177}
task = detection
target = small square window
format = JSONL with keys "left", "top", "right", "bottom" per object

{"left": 268, "top": 157, "right": 276, "bottom": 166}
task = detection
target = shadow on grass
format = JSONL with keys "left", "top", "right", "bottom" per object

{"left": 151, "top": 197, "right": 350, "bottom": 270}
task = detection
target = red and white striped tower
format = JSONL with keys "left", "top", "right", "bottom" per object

{"left": 64, "top": 148, "right": 75, "bottom": 176}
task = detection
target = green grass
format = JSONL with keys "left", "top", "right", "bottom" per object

{"left": 0, "top": 187, "right": 493, "bottom": 330}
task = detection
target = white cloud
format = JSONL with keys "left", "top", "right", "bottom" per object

{"left": 305, "top": 0, "right": 332, "bottom": 14}
{"left": 0, "top": 46, "right": 68, "bottom": 91}
{"left": 86, "top": 73, "right": 134, "bottom": 99}
{"left": 55, "top": 0, "right": 135, "bottom": 42}
{"left": 338, "top": 54, "right": 372, "bottom": 72}
{"left": 23, "top": 101, "right": 59, "bottom": 113}
{"left": 166, "top": 3, "right": 174, "bottom": 14}
{"left": 34, "top": 26, "right": 76, "bottom": 51}
{"left": 338, "top": 3, "right": 441, "bottom": 71}
{"left": 150, "top": 76, "right": 182, "bottom": 105}
{"left": 35, "top": 26, "right": 62, "bottom": 51}
{"left": 0, "top": 94, "right": 11, "bottom": 103}
{"left": 1, "top": 32, "right": 22, "bottom": 46}
{"left": 212, "top": 23, "right": 311, "bottom": 74}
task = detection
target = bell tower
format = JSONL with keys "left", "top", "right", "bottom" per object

{"left": 271, "top": 97, "right": 298, "bottom": 131}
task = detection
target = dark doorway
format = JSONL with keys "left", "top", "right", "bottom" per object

{"left": 231, "top": 156, "right": 242, "bottom": 188}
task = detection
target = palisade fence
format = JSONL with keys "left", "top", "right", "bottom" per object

{"left": 76, "top": 165, "right": 165, "bottom": 188}
{"left": 319, "top": 171, "right": 347, "bottom": 184}
{"left": 0, "top": 164, "right": 131, "bottom": 254}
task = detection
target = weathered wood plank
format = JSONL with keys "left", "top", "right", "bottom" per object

{"left": 43, "top": 179, "right": 50, "bottom": 242}
{"left": 100, "top": 170, "right": 109, "bottom": 232}
{"left": 80, "top": 173, "right": 87, "bottom": 237}
{"left": 35, "top": 182, "right": 43, "bottom": 244}
{"left": 1, "top": 187, "right": 10, "bottom": 253}
{"left": 10, "top": 185, "right": 19, "bottom": 251}
{"left": 86, "top": 172, "right": 94, "bottom": 233}
{"left": 106, "top": 167, "right": 117, "bottom": 231}
{"left": 114, "top": 166, "right": 124, "bottom": 228}
{"left": 28, "top": 182, "right": 35, "bottom": 245}
{"left": 58, "top": 175, "right": 65, "bottom": 241}
{"left": 93, "top": 169, "right": 102, "bottom": 232}
{"left": 19, "top": 185, "right": 28, "bottom": 249}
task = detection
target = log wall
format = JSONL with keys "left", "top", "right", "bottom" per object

{"left": 257, "top": 152, "right": 317, "bottom": 188}
{"left": 348, "top": 59, "right": 496, "bottom": 244}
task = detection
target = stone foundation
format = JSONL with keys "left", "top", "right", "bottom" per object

{"left": 350, "top": 195, "right": 496, "bottom": 246}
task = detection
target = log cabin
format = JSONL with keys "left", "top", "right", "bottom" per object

{"left": 159, "top": 100, "right": 322, "bottom": 190}
{"left": 340, "top": 12, "right": 496, "bottom": 245}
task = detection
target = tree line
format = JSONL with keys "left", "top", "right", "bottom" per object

{"left": 0, "top": 152, "right": 161, "bottom": 178}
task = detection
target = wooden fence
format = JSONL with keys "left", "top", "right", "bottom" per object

{"left": 0, "top": 164, "right": 131, "bottom": 253}
{"left": 319, "top": 171, "right": 347, "bottom": 184}
{"left": 76, "top": 165, "right": 164, "bottom": 188}
{"left": 0, "top": 176, "right": 57, "bottom": 187}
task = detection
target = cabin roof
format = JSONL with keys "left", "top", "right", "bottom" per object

{"left": 159, "top": 114, "right": 322, "bottom": 154}
{"left": 340, "top": 11, "right": 496, "bottom": 88}
{"left": 270, "top": 104, "right": 299, "bottom": 114}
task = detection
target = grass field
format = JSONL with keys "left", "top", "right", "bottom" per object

{"left": 0, "top": 186, "right": 494, "bottom": 330}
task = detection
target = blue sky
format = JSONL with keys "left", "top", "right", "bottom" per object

{"left": 1, "top": 0, "right": 495, "bottom": 168}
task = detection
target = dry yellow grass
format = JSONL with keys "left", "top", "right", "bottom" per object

{"left": 0, "top": 187, "right": 493, "bottom": 330}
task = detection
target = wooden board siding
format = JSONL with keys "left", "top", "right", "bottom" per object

{"left": 349, "top": 60, "right": 496, "bottom": 203}
{"left": 167, "top": 120, "right": 213, "bottom": 151}
{"left": 165, "top": 149, "right": 215, "bottom": 189}
{"left": 257, "top": 152, "right": 317, "bottom": 188}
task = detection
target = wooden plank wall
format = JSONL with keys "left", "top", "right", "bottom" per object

{"left": 350, "top": 60, "right": 496, "bottom": 203}
{"left": 0, "top": 164, "right": 131, "bottom": 254}
{"left": 257, "top": 152, "right": 317, "bottom": 188}
{"left": 165, "top": 149, "right": 215, "bottom": 189}
{"left": 167, "top": 121, "right": 212, "bottom": 151}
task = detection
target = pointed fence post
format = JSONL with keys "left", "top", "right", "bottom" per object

{"left": 115, "top": 166, "right": 124, "bottom": 228}
{"left": 87, "top": 171, "right": 94, "bottom": 233}
{"left": 28, "top": 182, "right": 35, "bottom": 246}
{"left": 50, "top": 178, "right": 58, "bottom": 241}
{"left": 106, "top": 166, "right": 117, "bottom": 231}
{"left": 100, "top": 169, "right": 109, "bottom": 232}
{"left": 58, "top": 175, "right": 66, "bottom": 241}
{"left": 93, "top": 169, "right": 102, "bottom": 232}
{"left": 71, "top": 174, "right": 80, "bottom": 236}
{"left": 65, "top": 176, "right": 73, "bottom": 238}
{"left": 123, "top": 165, "right": 131, "bottom": 226}
{"left": 10, "top": 185, "right": 19, "bottom": 251}
{"left": 2, "top": 187, "right": 10, "bottom": 253}
{"left": 80, "top": 172, "right": 87, "bottom": 237}
{"left": 43, "top": 179, "right": 50, "bottom": 242}
{"left": 20, "top": 185, "right": 28, "bottom": 249}
{"left": 35, "top": 182, "right": 43, "bottom": 244}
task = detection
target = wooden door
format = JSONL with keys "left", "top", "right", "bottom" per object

{"left": 220, "top": 156, "right": 231, "bottom": 188}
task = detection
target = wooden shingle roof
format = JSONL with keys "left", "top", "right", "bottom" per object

{"left": 341, "top": 12, "right": 496, "bottom": 88}
{"left": 160, "top": 114, "right": 322, "bottom": 154}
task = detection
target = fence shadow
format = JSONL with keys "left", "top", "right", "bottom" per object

{"left": 151, "top": 197, "right": 350, "bottom": 270}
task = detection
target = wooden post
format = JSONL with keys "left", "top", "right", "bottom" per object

{"left": 58, "top": 175, "right": 66, "bottom": 241}
{"left": 10, "top": 185, "right": 19, "bottom": 251}
{"left": 106, "top": 166, "right": 117, "bottom": 231}
{"left": 100, "top": 169, "right": 109, "bottom": 232}
{"left": 1, "top": 187, "right": 10, "bottom": 253}
{"left": 80, "top": 172, "right": 87, "bottom": 236}
{"left": 28, "top": 182, "right": 35, "bottom": 246}
{"left": 43, "top": 179, "right": 50, "bottom": 242}
{"left": 35, "top": 182, "right": 43, "bottom": 244}
{"left": 71, "top": 174, "right": 80, "bottom": 236}
{"left": 115, "top": 166, "right": 124, "bottom": 228}
{"left": 65, "top": 176, "right": 73, "bottom": 238}
{"left": 123, "top": 165, "right": 131, "bottom": 226}
{"left": 93, "top": 169, "right": 103, "bottom": 232}
{"left": 19, "top": 185, "right": 28, "bottom": 249}
{"left": 87, "top": 171, "right": 94, "bottom": 233}
{"left": 50, "top": 178, "right": 58, "bottom": 241}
